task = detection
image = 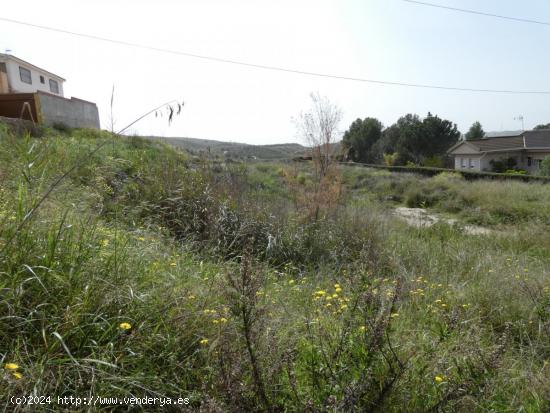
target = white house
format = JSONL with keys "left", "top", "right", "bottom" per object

{"left": 447, "top": 130, "right": 550, "bottom": 173}
{"left": 0, "top": 53, "right": 65, "bottom": 96}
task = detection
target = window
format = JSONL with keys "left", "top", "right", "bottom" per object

{"left": 19, "top": 66, "right": 32, "bottom": 84}
{"left": 528, "top": 157, "right": 532, "bottom": 167}
{"left": 49, "top": 79, "right": 59, "bottom": 94}
{"left": 40, "top": 75, "right": 45, "bottom": 84}
{"left": 0, "top": 62, "right": 6, "bottom": 73}
{"left": 469, "top": 158, "right": 474, "bottom": 168}
{"left": 460, "top": 157, "right": 466, "bottom": 168}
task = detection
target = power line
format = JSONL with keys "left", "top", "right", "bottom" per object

{"left": 402, "top": 0, "right": 550, "bottom": 27}
{"left": 1, "top": 15, "right": 550, "bottom": 95}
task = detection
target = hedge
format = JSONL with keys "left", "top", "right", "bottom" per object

{"left": 341, "top": 162, "right": 550, "bottom": 183}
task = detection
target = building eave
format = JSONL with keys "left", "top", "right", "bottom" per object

{"left": 0, "top": 53, "right": 66, "bottom": 82}
{"left": 446, "top": 140, "right": 481, "bottom": 154}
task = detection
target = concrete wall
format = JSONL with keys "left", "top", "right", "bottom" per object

{"left": 38, "top": 92, "right": 100, "bottom": 129}
{"left": 2, "top": 59, "right": 64, "bottom": 96}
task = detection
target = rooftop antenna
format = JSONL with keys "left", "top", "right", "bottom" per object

{"left": 514, "top": 115, "right": 524, "bottom": 131}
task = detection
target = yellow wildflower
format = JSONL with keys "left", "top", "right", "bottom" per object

{"left": 335, "top": 287, "right": 342, "bottom": 293}
{"left": 12, "top": 371, "right": 23, "bottom": 380}
{"left": 334, "top": 283, "right": 341, "bottom": 289}
{"left": 359, "top": 326, "right": 366, "bottom": 332}
{"left": 170, "top": 262, "right": 177, "bottom": 267}
{"left": 314, "top": 290, "right": 326, "bottom": 296}
{"left": 199, "top": 338, "right": 209, "bottom": 346}
{"left": 288, "top": 279, "right": 295, "bottom": 285}
{"left": 434, "top": 375, "right": 444, "bottom": 383}
{"left": 101, "top": 239, "right": 109, "bottom": 247}
{"left": 390, "top": 313, "right": 399, "bottom": 318}
{"left": 219, "top": 317, "right": 228, "bottom": 323}
{"left": 119, "top": 322, "right": 132, "bottom": 330}
{"left": 4, "top": 363, "right": 19, "bottom": 370}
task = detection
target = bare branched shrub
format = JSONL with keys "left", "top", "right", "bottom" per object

{"left": 294, "top": 93, "right": 342, "bottom": 181}
{"left": 291, "top": 93, "right": 344, "bottom": 221}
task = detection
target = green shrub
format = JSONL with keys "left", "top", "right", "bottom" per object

{"left": 540, "top": 156, "right": 550, "bottom": 176}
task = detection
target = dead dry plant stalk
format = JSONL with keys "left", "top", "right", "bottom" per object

{"left": 225, "top": 249, "right": 271, "bottom": 411}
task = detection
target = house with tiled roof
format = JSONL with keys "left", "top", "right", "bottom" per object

{"left": 447, "top": 130, "right": 550, "bottom": 173}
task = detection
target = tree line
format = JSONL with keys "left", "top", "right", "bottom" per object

{"left": 341, "top": 113, "right": 484, "bottom": 166}
{"left": 342, "top": 115, "right": 550, "bottom": 167}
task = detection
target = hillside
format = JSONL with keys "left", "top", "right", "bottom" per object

{"left": 2, "top": 123, "right": 550, "bottom": 411}
{"left": 148, "top": 135, "right": 307, "bottom": 159}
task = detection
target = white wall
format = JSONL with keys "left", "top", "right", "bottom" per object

{"left": 4, "top": 59, "right": 64, "bottom": 96}
{"left": 456, "top": 152, "right": 550, "bottom": 173}
{"left": 454, "top": 155, "right": 482, "bottom": 171}
{"left": 480, "top": 152, "right": 523, "bottom": 172}
{"left": 524, "top": 152, "right": 550, "bottom": 173}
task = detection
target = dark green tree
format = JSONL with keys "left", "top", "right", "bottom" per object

{"left": 534, "top": 123, "right": 550, "bottom": 130}
{"left": 420, "top": 113, "right": 460, "bottom": 158}
{"left": 342, "top": 117, "right": 383, "bottom": 162}
{"left": 465, "top": 121, "right": 485, "bottom": 140}
{"left": 372, "top": 113, "right": 460, "bottom": 165}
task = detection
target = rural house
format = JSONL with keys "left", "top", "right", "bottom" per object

{"left": 0, "top": 53, "right": 65, "bottom": 96}
{"left": 0, "top": 53, "right": 100, "bottom": 129}
{"left": 447, "top": 130, "right": 550, "bottom": 173}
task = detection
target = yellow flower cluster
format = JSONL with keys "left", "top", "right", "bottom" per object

{"left": 204, "top": 307, "right": 230, "bottom": 325}
{"left": 409, "top": 288, "right": 425, "bottom": 297}
{"left": 313, "top": 284, "right": 349, "bottom": 313}
{"left": 119, "top": 322, "right": 132, "bottom": 330}
{"left": 4, "top": 362, "right": 22, "bottom": 380}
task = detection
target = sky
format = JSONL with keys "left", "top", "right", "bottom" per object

{"left": 1, "top": 0, "right": 549, "bottom": 144}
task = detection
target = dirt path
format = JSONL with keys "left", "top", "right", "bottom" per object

{"left": 394, "top": 207, "right": 493, "bottom": 235}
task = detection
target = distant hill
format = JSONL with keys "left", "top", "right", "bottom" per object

{"left": 146, "top": 136, "right": 307, "bottom": 160}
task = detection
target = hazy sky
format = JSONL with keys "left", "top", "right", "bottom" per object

{"left": 2, "top": 0, "right": 549, "bottom": 144}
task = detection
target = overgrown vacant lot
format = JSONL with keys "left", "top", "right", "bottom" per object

{"left": 1, "top": 125, "right": 550, "bottom": 412}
